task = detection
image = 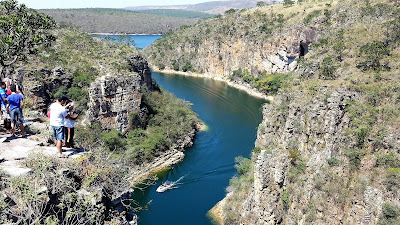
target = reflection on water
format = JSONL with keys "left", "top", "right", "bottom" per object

{"left": 133, "top": 72, "right": 266, "bottom": 225}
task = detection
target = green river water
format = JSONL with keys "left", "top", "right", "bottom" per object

{"left": 133, "top": 72, "right": 266, "bottom": 225}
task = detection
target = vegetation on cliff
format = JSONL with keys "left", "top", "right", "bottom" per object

{"left": 220, "top": 0, "right": 400, "bottom": 223}
{"left": 0, "top": 0, "right": 56, "bottom": 75}
{"left": 144, "top": 0, "right": 400, "bottom": 223}
{"left": 0, "top": 1, "right": 199, "bottom": 223}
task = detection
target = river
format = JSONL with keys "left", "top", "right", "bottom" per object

{"left": 134, "top": 73, "right": 266, "bottom": 225}
{"left": 99, "top": 35, "right": 266, "bottom": 225}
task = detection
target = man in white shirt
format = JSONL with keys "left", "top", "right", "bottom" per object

{"left": 49, "top": 95, "right": 70, "bottom": 158}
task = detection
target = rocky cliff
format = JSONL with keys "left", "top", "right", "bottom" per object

{"left": 143, "top": 3, "right": 323, "bottom": 86}
{"left": 86, "top": 55, "right": 153, "bottom": 131}
{"left": 183, "top": 0, "right": 400, "bottom": 224}
{"left": 214, "top": 83, "right": 400, "bottom": 224}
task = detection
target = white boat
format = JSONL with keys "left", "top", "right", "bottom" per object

{"left": 156, "top": 180, "right": 174, "bottom": 193}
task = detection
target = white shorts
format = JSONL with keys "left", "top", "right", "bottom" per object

{"left": 1, "top": 105, "right": 10, "bottom": 119}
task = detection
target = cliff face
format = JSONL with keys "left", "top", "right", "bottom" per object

{"left": 144, "top": 5, "right": 321, "bottom": 81}
{"left": 191, "top": 0, "right": 400, "bottom": 222}
{"left": 189, "top": 27, "right": 316, "bottom": 76}
{"left": 86, "top": 55, "right": 153, "bottom": 131}
{"left": 220, "top": 84, "right": 400, "bottom": 224}
{"left": 249, "top": 88, "right": 360, "bottom": 224}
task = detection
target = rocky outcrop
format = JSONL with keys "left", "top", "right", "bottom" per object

{"left": 216, "top": 86, "right": 397, "bottom": 224}
{"left": 14, "top": 67, "right": 73, "bottom": 114}
{"left": 145, "top": 17, "right": 319, "bottom": 78}
{"left": 86, "top": 73, "right": 143, "bottom": 131}
{"left": 86, "top": 55, "right": 153, "bottom": 131}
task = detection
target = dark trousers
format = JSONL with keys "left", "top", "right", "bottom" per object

{"left": 64, "top": 127, "right": 75, "bottom": 148}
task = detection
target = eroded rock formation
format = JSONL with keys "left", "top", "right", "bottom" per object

{"left": 86, "top": 56, "right": 153, "bottom": 131}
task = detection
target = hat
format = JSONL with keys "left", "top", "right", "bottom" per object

{"left": 58, "top": 94, "right": 69, "bottom": 102}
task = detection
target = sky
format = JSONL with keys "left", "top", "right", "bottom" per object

{"left": 17, "top": 0, "right": 219, "bottom": 9}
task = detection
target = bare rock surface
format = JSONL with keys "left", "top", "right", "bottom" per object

{"left": 0, "top": 120, "right": 86, "bottom": 177}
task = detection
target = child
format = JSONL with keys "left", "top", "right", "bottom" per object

{"left": 64, "top": 102, "right": 80, "bottom": 148}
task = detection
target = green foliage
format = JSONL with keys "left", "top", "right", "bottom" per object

{"left": 283, "top": 0, "right": 295, "bottom": 7}
{"left": 172, "top": 59, "right": 180, "bottom": 71}
{"left": 255, "top": 73, "right": 288, "bottom": 94}
{"left": 357, "top": 41, "right": 390, "bottom": 71}
{"left": 138, "top": 9, "right": 213, "bottom": 18}
{"left": 288, "top": 149, "right": 301, "bottom": 165}
{"left": 225, "top": 8, "right": 237, "bottom": 15}
{"left": 158, "top": 63, "right": 166, "bottom": 70}
{"left": 379, "top": 203, "right": 400, "bottom": 225}
{"left": 0, "top": 0, "right": 56, "bottom": 72}
{"left": 252, "top": 147, "right": 262, "bottom": 154}
{"left": 259, "top": 23, "right": 273, "bottom": 34}
{"left": 281, "top": 189, "right": 290, "bottom": 210}
{"left": 327, "top": 157, "right": 340, "bottom": 166}
{"left": 256, "top": 1, "right": 267, "bottom": 7}
{"left": 345, "top": 148, "right": 365, "bottom": 170}
{"left": 385, "top": 168, "right": 400, "bottom": 191}
{"left": 376, "top": 152, "right": 400, "bottom": 168}
{"left": 288, "top": 156, "right": 307, "bottom": 182}
{"left": 304, "top": 10, "right": 321, "bottom": 24}
{"left": 119, "top": 89, "right": 198, "bottom": 164}
{"left": 319, "top": 55, "right": 337, "bottom": 79}
{"left": 182, "top": 61, "right": 193, "bottom": 72}
{"left": 355, "top": 126, "right": 368, "bottom": 148}
{"left": 235, "top": 156, "right": 253, "bottom": 176}
{"left": 100, "top": 130, "right": 127, "bottom": 152}
{"left": 54, "top": 86, "right": 68, "bottom": 99}
{"left": 40, "top": 8, "right": 200, "bottom": 35}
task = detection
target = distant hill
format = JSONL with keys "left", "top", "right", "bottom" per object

{"left": 39, "top": 8, "right": 201, "bottom": 34}
{"left": 127, "top": 0, "right": 279, "bottom": 14}
{"left": 136, "top": 9, "right": 214, "bottom": 18}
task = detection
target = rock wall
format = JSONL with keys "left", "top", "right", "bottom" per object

{"left": 86, "top": 55, "right": 153, "bottom": 131}
{"left": 221, "top": 86, "right": 400, "bottom": 224}
{"left": 146, "top": 26, "right": 318, "bottom": 78}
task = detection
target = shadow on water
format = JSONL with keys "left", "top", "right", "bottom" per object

{"left": 133, "top": 72, "right": 267, "bottom": 225}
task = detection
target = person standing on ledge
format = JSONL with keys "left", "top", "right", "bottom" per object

{"left": 64, "top": 102, "right": 80, "bottom": 148}
{"left": 6, "top": 85, "right": 25, "bottom": 137}
{"left": 0, "top": 82, "right": 11, "bottom": 131}
{"left": 49, "top": 95, "right": 70, "bottom": 158}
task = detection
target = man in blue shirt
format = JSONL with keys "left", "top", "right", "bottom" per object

{"left": 0, "top": 82, "right": 10, "bottom": 130}
{"left": 6, "top": 85, "right": 25, "bottom": 137}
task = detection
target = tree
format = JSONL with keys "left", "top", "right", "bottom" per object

{"left": 224, "top": 8, "right": 237, "bottom": 15}
{"left": 256, "top": 1, "right": 266, "bottom": 7}
{"left": 283, "top": 0, "right": 295, "bottom": 7}
{"left": 0, "top": 0, "right": 56, "bottom": 75}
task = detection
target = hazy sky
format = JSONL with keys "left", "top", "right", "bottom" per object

{"left": 17, "top": 0, "right": 219, "bottom": 9}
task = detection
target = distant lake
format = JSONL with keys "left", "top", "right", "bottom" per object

{"left": 93, "top": 34, "right": 162, "bottom": 49}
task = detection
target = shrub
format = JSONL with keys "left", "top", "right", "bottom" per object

{"left": 225, "top": 8, "right": 237, "bottom": 15}
{"left": 252, "top": 147, "right": 262, "bottom": 154}
{"left": 345, "top": 149, "right": 365, "bottom": 170}
{"left": 281, "top": 189, "right": 290, "bottom": 210}
{"left": 355, "top": 126, "right": 368, "bottom": 148}
{"left": 385, "top": 168, "right": 400, "bottom": 191}
{"left": 379, "top": 203, "right": 400, "bottom": 225}
{"left": 319, "top": 55, "right": 337, "bottom": 79}
{"left": 255, "top": 73, "right": 287, "bottom": 94}
{"left": 288, "top": 159, "right": 306, "bottom": 182}
{"left": 100, "top": 130, "right": 127, "bottom": 152}
{"left": 158, "top": 63, "right": 165, "bottom": 70}
{"left": 304, "top": 10, "right": 321, "bottom": 24}
{"left": 182, "top": 61, "right": 193, "bottom": 72}
{"left": 327, "top": 157, "right": 340, "bottom": 166}
{"left": 357, "top": 41, "right": 391, "bottom": 71}
{"left": 235, "top": 156, "right": 253, "bottom": 176}
{"left": 376, "top": 152, "right": 400, "bottom": 168}
{"left": 283, "top": 0, "right": 295, "bottom": 7}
